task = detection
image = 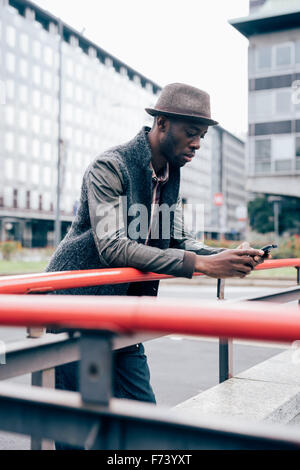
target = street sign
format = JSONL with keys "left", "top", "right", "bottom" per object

{"left": 214, "top": 193, "right": 223, "bottom": 206}
{"left": 235, "top": 205, "right": 247, "bottom": 221}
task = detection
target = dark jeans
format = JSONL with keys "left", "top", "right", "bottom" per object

{"left": 55, "top": 343, "right": 156, "bottom": 450}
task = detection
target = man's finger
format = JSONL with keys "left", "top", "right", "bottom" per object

{"left": 235, "top": 256, "right": 256, "bottom": 268}
{"left": 237, "top": 241, "right": 250, "bottom": 250}
{"left": 235, "top": 249, "right": 264, "bottom": 257}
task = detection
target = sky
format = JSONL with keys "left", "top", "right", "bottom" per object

{"left": 33, "top": 0, "right": 250, "bottom": 137}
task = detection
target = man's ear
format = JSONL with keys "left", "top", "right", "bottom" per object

{"left": 156, "top": 115, "right": 169, "bottom": 133}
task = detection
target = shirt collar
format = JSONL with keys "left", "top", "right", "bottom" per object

{"left": 149, "top": 161, "right": 169, "bottom": 184}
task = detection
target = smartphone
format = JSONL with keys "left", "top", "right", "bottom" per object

{"left": 260, "top": 244, "right": 278, "bottom": 258}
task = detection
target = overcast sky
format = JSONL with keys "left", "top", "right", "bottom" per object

{"left": 34, "top": 0, "right": 250, "bottom": 137}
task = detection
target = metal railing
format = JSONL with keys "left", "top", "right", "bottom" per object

{"left": 0, "top": 259, "right": 299, "bottom": 449}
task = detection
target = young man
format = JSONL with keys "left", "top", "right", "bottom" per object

{"left": 47, "top": 83, "right": 264, "bottom": 448}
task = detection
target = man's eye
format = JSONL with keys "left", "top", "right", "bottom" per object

{"left": 186, "top": 131, "right": 197, "bottom": 138}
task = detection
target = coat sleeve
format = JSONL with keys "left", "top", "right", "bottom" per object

{"left": 86, "top": 158, "right": 196, "bottom": 278}
{"left": 170, "top": 196, "right": 226, "bottom": 255}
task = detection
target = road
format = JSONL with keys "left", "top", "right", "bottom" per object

{"left": 0, "top": 283, "right": 291, "bottom": 449}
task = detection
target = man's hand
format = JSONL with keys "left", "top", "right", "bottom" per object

{"left": 237, "top": 241, "right": 271, "bottom": 263}
{"left": 194, "top": 247, "right": 265, "bottom": 279}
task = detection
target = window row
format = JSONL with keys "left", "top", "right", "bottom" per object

{"left": 2, "top": 187, "right": 53, "bottom": 211}
{"left": 5, "top": 54, "right": 58, "bottom": 89}
{"left": 255, "top": 41, "right": 300, "bottom": 72}
{"left": 5, "top": 25, "right": 57, "bottom": 66}
{"left": 251, "top": 135, "right": 300, "bottom": 173}
{"left": 249, "top": 89, "right": 300, "bottom": 121}
{"left": 4, "top": 134, "right": 55, "bottom": 159}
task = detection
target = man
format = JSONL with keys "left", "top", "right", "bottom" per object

{"left": 46, "top": 83, "right": 264, "bottom": 448}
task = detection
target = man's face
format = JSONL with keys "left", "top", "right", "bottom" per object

{"left": 158, "top": 118, "right": 208, "bottom": 168}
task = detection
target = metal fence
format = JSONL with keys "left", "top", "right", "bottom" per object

{"left": 0, "top": 259, "right": 299, "bottom": 449}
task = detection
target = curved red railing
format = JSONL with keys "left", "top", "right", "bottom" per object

{"left": 0, "top": 258, "right": 299, "bottom": 295}
{"left": 0, "top": 295, "right": 299, "bottom": 343}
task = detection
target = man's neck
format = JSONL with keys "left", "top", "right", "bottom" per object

{"left": 147, "top": 129, "right": 168, "bottom": 174}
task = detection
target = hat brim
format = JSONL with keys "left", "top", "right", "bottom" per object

{"left": 145, "top": 108, "right": 218, "bottom": 126}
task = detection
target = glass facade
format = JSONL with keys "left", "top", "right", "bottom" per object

{"left": 0, "top": 0, "right": 246, "bottom": 245}
{"left": 248, "top": 32, "right": 300, "bottom": 175}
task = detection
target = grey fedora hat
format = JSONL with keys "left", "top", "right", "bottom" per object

{"left": 145, "top": 82, "right": 218, "bottom": 126}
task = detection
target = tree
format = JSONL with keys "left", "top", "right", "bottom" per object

{"left": 248, "top": 195, "right": 300, "bottom": 234}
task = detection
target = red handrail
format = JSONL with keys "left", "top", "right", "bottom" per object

{"left": 0, "top": 259, "right": 299, "bottom": 295}
{"left": 0, "top": 295, "right": 299, "bottom": 343}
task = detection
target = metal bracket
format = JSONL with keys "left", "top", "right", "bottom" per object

{"left": 79, "top": 330, "right": 114, "bottom": 406}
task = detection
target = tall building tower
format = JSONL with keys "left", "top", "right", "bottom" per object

{"left": 230, "top": 0, "right": 300, "bottom": 199}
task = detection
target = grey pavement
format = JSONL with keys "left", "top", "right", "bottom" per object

{"left": 0, "top": 283, "right": 291, "bottom": 449}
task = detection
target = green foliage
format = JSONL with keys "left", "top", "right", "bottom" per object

{"left": 248, "top": 196, "right": 274, "bottom": 234}
{"left": 271, "top": 235, "right": 300, "bottom": 259}
{"left": 0, "top": 241, "right": 21, "bottom": 261}
{"left": 248, "top": 196, "right": 300, "bottom": 235}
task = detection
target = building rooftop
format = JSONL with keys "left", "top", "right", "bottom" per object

{"left": 230, "top": 0, "right": 300, "bottom": 38}
{"left": 7, "top": 0, "right": 161, "bottom": 93}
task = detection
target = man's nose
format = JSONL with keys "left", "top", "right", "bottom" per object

{"left": 190, "top": 136, "right": 201, "bottom": 151}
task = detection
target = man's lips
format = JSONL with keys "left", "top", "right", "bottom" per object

{"left": 183, "top": 154, "right": 195, "bottom": 162}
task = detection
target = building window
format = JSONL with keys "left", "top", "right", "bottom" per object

{"left": 32, "top": 164, "right": 39, "bottom": 185}
{"left": 19, "top": 85, "right": 28, "bottom": 104}
{"left": 253, "top": 92, "right": 273, "bottom": 119}
{"left": 275, "top": 44, "right": 292, "bottom": 67}
{"left": 6, "top": 52, "right": 15, "bottom": 73}
{"left": 43, "top": 119, "right": 52, "bottom": 137}
{"left": 43, "top": 192, "right": 51, "bottom": 211}
{"left": 275, "top": 160, "right": 292, "bottom": 172}
{"left": 31, "top": 191, "right": 39, "bottom": 210}
{"left": 75, "top": 85, "right": 83, "bottom": 103}
{"left": 276, "top": 90, "right": 291, "bottom": 115}
{"left": 44, "top": 46, "right": 53, "bottom": 66}
{"left": 5, "top": 132, "right": 14, "bottom": 152}
{"left": 20, "top": 33, "right": 29, "bottom": 54}
{"left": 257, "top": 47, "right": 272, "bottom": 70}
{"left": 39, "top": 194, "right": 43, "bottom": 211}
{"left": 18, "top": 188, "right": 26, "bottom": 209}
{"left": 6, "top": 26, "right": 16, "bottom": 48}
{"left": 273, "top": 135, "right": 294, "bottom": 162}
{"left": 66, "top": 58, "right": 74, "bottom": 76}
{"left": 32, "top": 138, "right": 40, "bottom": 158}
{"left": 5, "top": 106, "right": 14, "bottom": 126}
{"left": 65, "top": 80, "right": 73, "bottom": 99}
{"left": 43, "top": 167, "right": 51, "bottom": 186}
{"left": 255, "top": 138, "right": 271, "bottom": 173}
{"left": 43, "top": 94, "right": 52, "bottom": 112}
{"left": 4, "top": 187, "right": 13, "bottom": 208}
{"left": 44, "top": 71, "right": 52, "bottom": 90}
{"left": 19, "top": 162, "right": 26, "bottom": 183}
{"left": 5, "top": 80, "right": 15, "bottom": 100}
{"left": 32, "top": 115, "right": 41, "bottom": 134}
{"left": 19, "top": 110, "right": 28, "bottom": 130}
{"left": 44, "top": 142, "right": 52, "bottom": 161}
{"left": 5, "top": 159, "right": 13, "bottom": 179}
{"left": 33, "top": 90, "right": 41, "bottom": 108}
{"left": 19, "top": 136, "right": 27, "bottom": 155}
{"left": 33, "top": 65, "right": 41, "bottom": 85}
{"left": 20, "top": 58, "right": 28, "bottom": 78}
{"left": 33, "top": 40, "right": 41, "bottom": 59}
{"left": 75, "top": 64, "right": 83, "bottom": 81}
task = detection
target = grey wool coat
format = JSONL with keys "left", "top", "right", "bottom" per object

{"left": 46, "top": 127, "right": 222, "bottom": 299}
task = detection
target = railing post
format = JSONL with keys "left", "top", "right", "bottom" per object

{"left": 28, "top": 327, "right": 55, "bottom": 450}
{"left": 217, "top": 279, "right": 233, "bottom": 383}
